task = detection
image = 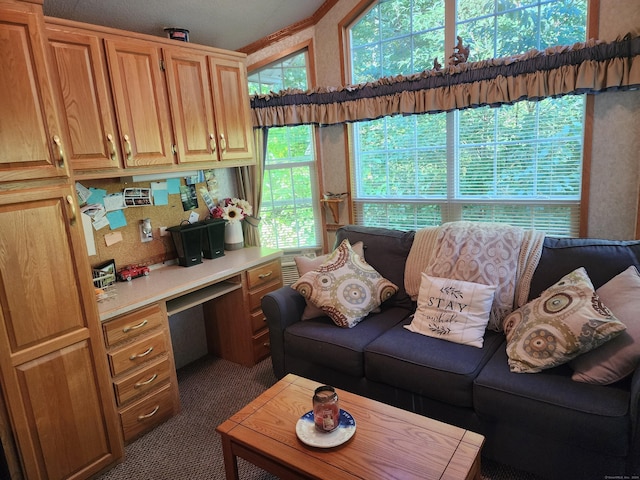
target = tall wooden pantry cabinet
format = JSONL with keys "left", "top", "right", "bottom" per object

{"left": 0, "top": 1, "right": 124, "bottom": 479}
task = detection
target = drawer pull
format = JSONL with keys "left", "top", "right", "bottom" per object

{"left": 129, "top": 346, "right": 153, "bottom": 360}
{"left": 134, "top": 373, "right": 158, "bottom": 388}
{"left": 258, "top": 271, "right": 273, "bottom": 279}
{"left": 137, "top": 405, "right": 160, "bottom": 420}
{"left": 263, "top": 342, "right": 270, "bottom": 348}
{"left": 123, "top": 319, "right": 148, "bottom": 333}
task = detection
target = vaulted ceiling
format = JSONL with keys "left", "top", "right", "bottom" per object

{"left": 43, "top": 0, "right": 328, "bottom": 52}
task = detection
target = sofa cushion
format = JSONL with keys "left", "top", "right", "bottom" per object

{"left": 292, "top": 239, "right": 398, "bottom": 328}
{"left": 571, "top": 265, "right": 640, "bottom": 384}
{"left": 364, "top": 319, "right": 504, "bottom": 407}
{"left": 335, "top": 225, "right": 415, "bottom": 310}
{"left": 283, "top": 307, "right": 410, "bottom": 377}
{"left": 504, "top": 267, "right": 626, "bottom": 373}
{"left": 474, "top": 345, "right": 630, "bottom": 456}
{"left": 405, "top": 273, "right": 496, "bottom": 348}
{"left": 294, "top": 242, "right": 365, "bottom": 321}
{"left": 529, "top": 237, "right": 640, "bottom": 300}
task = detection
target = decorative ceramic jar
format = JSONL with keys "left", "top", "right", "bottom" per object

{"left": 224, "top": 221, "right": 244, "bottom": 250}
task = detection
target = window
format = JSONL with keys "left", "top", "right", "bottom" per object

{"left": 248, "top": 51, "right": 321, "bottom": 249}
{"left": 348, "top": 0, "right": 588, "bottom": 236}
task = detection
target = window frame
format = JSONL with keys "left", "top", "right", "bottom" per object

{"left": 341, "top": 0, "right": 597, "bottom": 236}
{"left": 247, "top": 40, "right": 325, "bottom": 251}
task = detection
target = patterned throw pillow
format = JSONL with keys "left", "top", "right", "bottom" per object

{"left": 503, "top": 267, "right": 626, "bottom": 373}
{"left": 291, "top": 239, "right": 398, "bottom": 328}
{"left": 405, "top": 274, "right": 496, "bottom": 348}
{"left": 570, "top": 265, "right": 640, "bottom": 384}
{"left": 294, "top": 242, "right": 365, "bottom": 320}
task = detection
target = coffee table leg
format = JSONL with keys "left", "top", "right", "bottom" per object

{"left": 220, "top": 435, "right": 240, "bottom": 480}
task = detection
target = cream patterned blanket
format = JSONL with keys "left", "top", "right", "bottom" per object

{"left": 405, "top": 221, "right": 545, "bottom": 331}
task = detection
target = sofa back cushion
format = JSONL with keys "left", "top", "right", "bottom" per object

{"left": 335, "top": 225, "right": 415, "bottom": 309}
{"left": 529, "top": 237, "right": 640, "bottom": 300}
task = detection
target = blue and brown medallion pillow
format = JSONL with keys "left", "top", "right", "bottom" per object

{"left": 291, "top": 239, "right": 398, "bottom": 328}
{"left": 503, "top": 267, "right": 626, "bottom": 373}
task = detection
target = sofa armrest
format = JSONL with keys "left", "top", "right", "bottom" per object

{"left": 262, "top": 286, "right": 307, "bottom": 379}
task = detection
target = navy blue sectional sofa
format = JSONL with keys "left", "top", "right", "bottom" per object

{"left": 262, "top": 225, "right": 640, "bottom": 480}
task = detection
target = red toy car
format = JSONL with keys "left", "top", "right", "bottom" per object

{"left": 117, "top": 264, "right": 150, "bottom": 282}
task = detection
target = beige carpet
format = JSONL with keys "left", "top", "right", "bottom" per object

{"left": 97, "top": 355, "right": 542, "bottom": 480}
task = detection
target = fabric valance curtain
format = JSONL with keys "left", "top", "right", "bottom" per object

{"left": 250, "top": 34, "right": 640, "bottom": 128}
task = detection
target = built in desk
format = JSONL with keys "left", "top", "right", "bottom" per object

{"left": 96, "top": 247, "right": 283, "bottom": 443}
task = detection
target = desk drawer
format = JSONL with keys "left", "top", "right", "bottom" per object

{"left": 250, "top": 310, "right": 267, "bottom": 335}
{"left": 108, "top": 330, "right": 167, "bottom": 376}
{"left": 119, "top": 384, "right": 175, "bottom": 442}
{"left": 103, "top": 304, "right": 164, "bottom": 347}
{"left": 113, "top": 356, "right": 171, "bottom": 406}
{"left": 248, "top": 281, "right": 282, "bottom": 312}
{"left": 252, "top": 329, "right": 270, "bottom": 363}
{"left": 246, "top": 260, "right": 281, "bottom": 290}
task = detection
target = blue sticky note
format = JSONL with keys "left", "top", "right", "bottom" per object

{"left": 153, "top": 189, "right": 169, "bottom": 205}
{"left": 167, "top": 178, "right": 181, "bottom": 194}
{"left": 87, "top": 188, "right": 107, "bottom": 205}
{"left": 107, "top": 209, "right": 127, "bottom": 229}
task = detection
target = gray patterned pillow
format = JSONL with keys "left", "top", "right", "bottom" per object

{"left": 294, "top": 242, "right": 365, "bottom": 320}
{"left": 503, "top": 267, "right": 626, "bottom": 373}
{"left": 292, "top": 239, "right": 398, "bottom": 328}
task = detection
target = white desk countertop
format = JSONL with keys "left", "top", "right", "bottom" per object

{"left": 97, "top": 247, "right": 283, "bottom": 321}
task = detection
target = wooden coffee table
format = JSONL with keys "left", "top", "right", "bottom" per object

{"left": 216, "top": 374, "right": 484, "bottom": 480}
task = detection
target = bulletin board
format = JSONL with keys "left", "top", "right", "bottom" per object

{"left": 81, "top": 177, "right": 213, "bottom": 272}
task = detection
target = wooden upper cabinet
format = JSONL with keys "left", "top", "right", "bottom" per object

{"left": 105, "top": 38, "right": 175, "bottom": 167}
{"left": 164, "top": 48, "right": 255, "bottom": 166}
{"left": 163, "top": 48, "right": 218, "bottom": 165}
{"left": 208, "top": 55, "right": 255, "bottom": 163}
{"left": 47, "top": 27, "right": 122, "bottom": 171}
{"left": 0, "top": 4, "right": 68, "bottom": 182}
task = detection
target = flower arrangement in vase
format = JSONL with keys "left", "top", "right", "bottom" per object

{"left": 210, "top": 198, "right": 252, "bottom": 250}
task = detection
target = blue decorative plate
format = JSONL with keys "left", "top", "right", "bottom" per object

{"left": 295, "top": 409, "right": 356, "bottom": 448}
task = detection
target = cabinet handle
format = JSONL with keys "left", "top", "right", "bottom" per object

{"left": 209, "top": 133, "right": 216, "bottom": 153}
{"left": 219, "top": 133, "right": 226, "bottom": 152}
{"left": 66, "top": 195, "right": 77, "bottom": 226}
{"left": 106, "top": 133, "right": 117, "bottom": 161}
{"left": 137, "top": 405, "right": 160, "bottom": 420}
{"left": 129, "top": 346, "right": 153, "bottom": 360}
{"left": 123, "top": 319, "right": 148, "bottom": 333}
{"left": 263, "top": 342, "right": 270, "bottom": 348}
{"left": 123, "top": 134, "right": 132, "bottom": 161}
{"left": 53, "top": 135, "right": 65, "bottom": 167}
{"left": 134, "top": 373, "right": 158, "bottom": 388}
{"left": 258, "top": 271, "right": 272, "bottom": 279}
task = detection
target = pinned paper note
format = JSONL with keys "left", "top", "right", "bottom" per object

{"left": 104, "top": 193, "right": 126, "bottom": 211}
{"left": 104, "top": 231, "right": 123, "bottom": 246}
{"left": 106, "top": 209, "right": 127, "bottom": 229}
{"left": 151, "top": 181, "right": 169, "bottom": 206}
{"left": 167, "top": 178, "right": 181, "bottom": 194}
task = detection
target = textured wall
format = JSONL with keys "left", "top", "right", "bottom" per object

{"left": 248, "top": 0, "right": 640, "bottom": 242}
{"left": 587, "top": 0, "right": 640, "bottom": 239}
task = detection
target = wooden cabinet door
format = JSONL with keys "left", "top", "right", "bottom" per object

{"left": 164, "top": 48, "right": 218, "bottom": 165}
{"left": 15, "top": 340, "right": 114, "bottom": 480}
{"left": 0, "top": 184, "right": 123, "bottom": 479}
{"left": 105, "top": 39, "right": 174, "bottom": 167}
{"left": 208, "top": 55, "right": 254, "bottom": 163}
{"left": 0, "top": 4, "right": 68, "bottom": 182}
{"left": 47, "top": 27, "right": 122, "bottom": 171}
